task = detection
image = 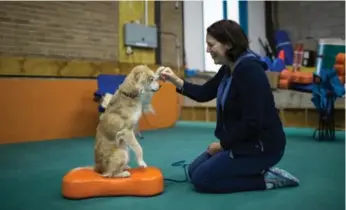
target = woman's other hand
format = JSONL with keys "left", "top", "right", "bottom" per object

{"left": 207, "top": 142, "right": 223, "bottom": 155}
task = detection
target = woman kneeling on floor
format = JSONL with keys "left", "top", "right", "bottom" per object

{"left": 160, "top": 19, "right": 299, "bottom": 193}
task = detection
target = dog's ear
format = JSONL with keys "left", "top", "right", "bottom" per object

{"left": 133, "top": 71, "right": 141, "bottom": 81}
{"left": 133, "top": 68, "right": 146, "bottom": 82}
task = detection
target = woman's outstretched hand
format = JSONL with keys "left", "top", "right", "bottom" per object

{"left": 159, "top": 67, "right": 175, "bottom": 82}
{"left": 158, "top": 67, "right": 184, "bottom": 89}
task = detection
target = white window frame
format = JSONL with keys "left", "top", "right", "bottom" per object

{"left": 202, "top": 0, "right": 239, "bottom": 72}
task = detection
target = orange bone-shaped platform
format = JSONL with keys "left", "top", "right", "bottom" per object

{"left": 62, "top": 167, "right": 164, "bottom": 199}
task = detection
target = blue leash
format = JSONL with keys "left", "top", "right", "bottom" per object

{"left": 163, "top": 160, "right": 190, "bottom": 183}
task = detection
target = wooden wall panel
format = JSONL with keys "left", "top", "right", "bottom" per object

{"left": 181, "top": 107, "right": 345, "bottom": 130}
{"left": 0, "top": 1, "right": 118, "bottom": 61}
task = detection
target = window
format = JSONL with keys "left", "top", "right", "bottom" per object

{"left": 227, "top": 1, "right": 239, "bottom": 24}
{"left": 202, "top": 0, "right": 240, "bottom": 72}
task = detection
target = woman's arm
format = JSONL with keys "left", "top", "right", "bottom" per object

{"left": 175, "top": 66, "right": 226, "bottom": 103}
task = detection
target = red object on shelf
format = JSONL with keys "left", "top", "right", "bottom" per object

{"left": 292, "top": 44, "right": 304, "bottom": 72}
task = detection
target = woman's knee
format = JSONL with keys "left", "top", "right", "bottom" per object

{"left": 189, "top": 167, "right": 214, "bottom": 192}
{"left": 187, "top": 152, "right": 210, "bottom": 178}
{"left": 189, "top": 151, "right": 234, "bottom": 193}
{"left": 187, "top": 161, "right": 205, "bottom": 179}
{"left": 187, "top": 164, "right": 195, "bottom": 179}
{"left": 190, "top": 172, "right": 228, "bottom": 193}
{"left": 190, "top": 175, "right": 208, "bottom": 192}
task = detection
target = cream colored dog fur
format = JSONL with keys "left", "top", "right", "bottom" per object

{"left": 94, "top": 65, "right": 165, "bottom": 178}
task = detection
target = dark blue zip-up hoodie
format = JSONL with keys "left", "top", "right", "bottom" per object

{"left": 177, "top": 54, "right": 286, "bottom": 157}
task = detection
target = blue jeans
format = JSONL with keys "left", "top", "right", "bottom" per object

{"left": 188, "top": 150, "right": 283, "bottom": 193}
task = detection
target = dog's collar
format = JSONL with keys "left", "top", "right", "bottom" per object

{"left": 120, "top": 90, "right": 140, "bottom": 98}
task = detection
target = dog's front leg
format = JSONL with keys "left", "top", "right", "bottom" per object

{"left": 128, "top": 132, "right": 147, "bottom": 168}
{"left": 144, "top": 104, "right": 155, "bottom": 115}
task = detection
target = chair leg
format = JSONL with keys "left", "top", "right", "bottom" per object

{"left": 313, "top": 96, "right": 336, "bottom": 141}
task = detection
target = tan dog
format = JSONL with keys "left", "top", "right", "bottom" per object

{"left": 94, "top": 65, "right": 162, "bottom": 178}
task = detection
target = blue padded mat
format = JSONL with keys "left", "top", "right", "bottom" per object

{"left": 95, "top": 74, "right": 126, "bottom": 96}
{"left": 95, "top": 74, "right": 126, "bottom": 113}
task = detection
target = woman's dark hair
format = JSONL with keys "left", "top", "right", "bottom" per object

{"left": 207, "top": 19, "right": 249, "bottom": 62}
